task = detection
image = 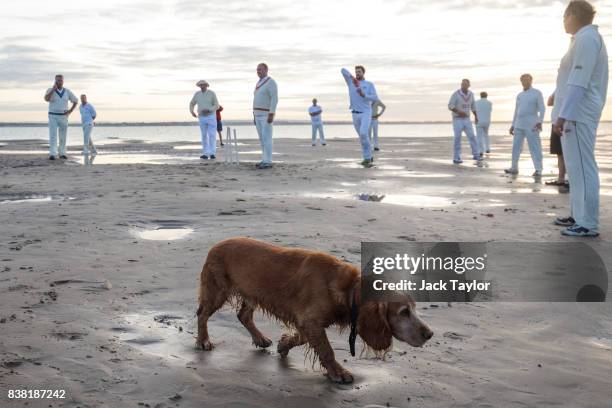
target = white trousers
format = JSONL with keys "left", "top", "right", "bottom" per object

{"left": 254, "top": 113, "right": 273, "bottom": 164}
{"left": 48, "top": 114, "right": 69, "bottom": 156}
{"left": 369, "top": 118, "right": 379, "bottom": 148}
{"left": 352, "top": 112, "right": 372, "bottom": 160}
{"left": 198, "top": 115, "right": 217, "bottom": 156}
{"left": 561, "top": 121, "right": 599, "bottom": 231}
{"left": 311, "top": 123, "right": 325, "bottom": 144}
{"left": 452, "top": 118, "right": 478, "bottom": 160}
{"left": 82, "top": 124, "right": 96, "bottom": 154}
{"left": 476, "top": 123, "right": 490, "bottom": 154}
{"left": 510, "top": 128, "right": 543, "bottom": 172}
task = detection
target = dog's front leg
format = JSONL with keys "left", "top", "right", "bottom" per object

{"left": 303, "top": 325, "right": 354, "bottom": 384}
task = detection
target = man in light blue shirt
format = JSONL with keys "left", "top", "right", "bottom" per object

{"left": 474, "top": 92, "right": 492, "bottom": 155}
{"left": 341, "top": 66, "right": 378, "bottom": 167}
{"left": 552, "top": 0, "right": 608, "bottom": 237}
{"left": 448, "top": 79, "right": 480, "bottom": 163}
{"left": 79, "top": 94, "right": 97, "bottom": 155}
{"left": 505, "top": 74, "right": 545, "bottom": 176}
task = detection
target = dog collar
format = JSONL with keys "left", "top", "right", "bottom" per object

{"left": 349, "top": 288, "right": 358, "bottom": 357}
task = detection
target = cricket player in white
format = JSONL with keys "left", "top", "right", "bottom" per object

{"left": 253, "top": 63, "right": 278, "bottom": 169}
{"left": 341, "top": 65, "right": 379, "bottom": 166}
{"left": 369, "top": 99, "right": 386, "bottom": 151}
{"left": 79, "top": 94, "right": 97, "bottom": 156}
{"left": 474, "top": 92, "right": 492, "bottom": 155}
{"left": 505, "top": 74, "right": 545, "bottom": 176}
{"left": 309, "top": 98, "right": 326, "bottom": 146}
{"left": 44, "top": 74, "right": 78, "bottom": 160}
{"left": 190, "top": 80, "right": 220, "bottom": 160}
{"left": 553, "top": 0, "right": 608, "bottom": 237}
{"left": 448, "top": 79, "right": 479, "bottom": 163}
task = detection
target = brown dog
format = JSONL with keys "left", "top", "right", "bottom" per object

{"left": 196, "top": 237, "right": 433, "bottom": 383}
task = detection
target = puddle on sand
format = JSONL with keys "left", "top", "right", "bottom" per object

{"left": 379, "top": 170, "right": 454, "bottom": 178}
{"left": 0, "top": 150, "right": 50, "bottom": 155}
{"left": 0, "top": 194, "right": 75, "bottom": 205}
{"left": 238, "top": 150, "right": 281, "bottom": 155}
{"left": 379, "top": 194, "right": 452, "bottom": 207}
{"left": 130, "top": 220, "right": 194, "bottom": 241}
{"left": 74, "top": 153, "right": 200, "bottom": 165}
{"left": 301, "top": 191, "right": 452, "bottom": 207}
{"left": 174, "top": 143, "right": 247, "bottom": 150}
{"left": 117, "top": 312, "right": 193, "bottom": 362}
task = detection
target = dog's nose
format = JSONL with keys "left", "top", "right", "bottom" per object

{"left": 421, "top": 327, "right": 433, "bottom": 340}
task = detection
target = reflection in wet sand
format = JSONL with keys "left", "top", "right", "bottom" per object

{"left": 0, "top": 194, "right": 75, "bottom": 205}
{"left": 131, "top": 227, "right": 194, "bottom": 241}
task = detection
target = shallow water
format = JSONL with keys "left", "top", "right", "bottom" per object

{"left": 0, "top": 194, "right": 74, "bottom": 205}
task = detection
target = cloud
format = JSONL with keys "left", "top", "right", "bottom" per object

{"left": 0, "top": 44, "right": 111, "bottom": 89}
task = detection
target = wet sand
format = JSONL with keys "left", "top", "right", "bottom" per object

{"left": 1, "top": 133, "right": 612, "bottom": 408}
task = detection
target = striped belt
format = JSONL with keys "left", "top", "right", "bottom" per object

{"left": 48, "top": 112, "right": 65, "bottom": 115}
{"left": 253, "top": 107, "right": 270, "bottom": 112}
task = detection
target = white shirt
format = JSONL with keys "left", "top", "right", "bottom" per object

{"left": 559, "top": 25, "right": 608, "bottom": 125}
{"left": 253, "top": 76, "right": 279, "bottom": 114}
{"left": 512, "top": 87, "right": 545, "bottom": 130}
{"left": 79, "top": 103, "right": 97, "bottom": 125}
{"left": 474, "top": 98, "right": 492, "bottom": 125}
{"left": 190, "top": 90, "right": 220, "bottom": 117}
{"left": 309, "top": 105, "right": 323, "bottom": 124}
{"left": 448, "top": 90, "right": 475, "bottom": 119}
{"left": 45, "top": 87, "right": 78, "bottom": 114}
{"left": 341, "top": 68, "right": 378, "bottom": 113}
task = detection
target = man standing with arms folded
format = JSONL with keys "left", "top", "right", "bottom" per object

{"left": 553, "top": 0, "right": 607, "bottom": 237}
{"left": 369, "top": 99, "right": 386, "bottom": 152}
{"left": 474, "top": 92, "right": 492, "bottom": 156}
{"left": 79, "top": 94, "right": 97, "bottom": 156}
{"left": 309, "top": 98, "right": 326, "bottom": 146}
{"left": 341, "top": 65, "right": 379, "bottom": 167}
{"left": 505, "top": 74, "right": 545, "bottom": 176}
{"left": 253, "top": 63, "right": 278, "bottom": 169}
{"left": 190, "top": 80, "right": 220, "bottom": 160}
{"left": 448, "top": 79, "right": 479, "bottom": 164}
{"left": 44, "top": 74, "right": 78, "bottom": 160}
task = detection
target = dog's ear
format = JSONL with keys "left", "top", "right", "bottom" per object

{"left": 357, "top": 302, "right": 392, "bottom": 351}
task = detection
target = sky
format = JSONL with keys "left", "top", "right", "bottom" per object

{"left": 1, "top": 0, "right": 611, "bottom": 123}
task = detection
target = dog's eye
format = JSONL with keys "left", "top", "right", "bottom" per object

{"left": 400, "top": 308, "right": 411, "bottom": 317}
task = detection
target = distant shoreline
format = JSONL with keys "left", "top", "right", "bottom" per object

{"left": 1, "top": 120, "right": 597, "bottom": 127}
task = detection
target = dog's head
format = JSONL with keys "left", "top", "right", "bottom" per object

{"left": 358, "top": 296, "right": 433, "bottom": 351}
{"left": 386, "top": 300, "right": 433, "bottom": 347}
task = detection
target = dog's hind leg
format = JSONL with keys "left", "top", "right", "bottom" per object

{"left": 196, "top": 262, "right": 229, "bottom": 351}
{"left": 277, "top": 332, "right": 306, "bottom": 357}
{"left": 237, "top": 300, "right": 272, "bottom": 348}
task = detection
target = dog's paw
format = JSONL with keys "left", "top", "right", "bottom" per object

{"left": 253, "top": 336, "right": 272, "bottom": 349}
{"left": 277, "top": 334, "right": 291, "bottom": 357}
{"left": 196, "top": 339, "right": 214, "bottom": 351}
{"left": 277, "top": 344, "right": 289, "bottom": 357}
{"left": 326, "top": 368, "right": 354, "bottom": 384}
